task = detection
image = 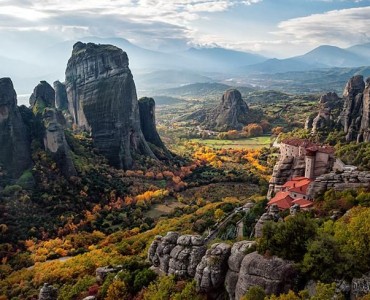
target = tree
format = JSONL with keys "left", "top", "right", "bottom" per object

{"left": 105, "top": 280, "right": 129, "bottom": 300}
{"left": 214, "top": 209, "right": 225, "bottom": 221}
{"left": 302, "top": 234, "right": 346, "bottom": 282}
{"left": 258, "top": 214, "right": 318, "bottom": 261}
{"left": 241, "top": 286, "right": 266, "bottom": 300}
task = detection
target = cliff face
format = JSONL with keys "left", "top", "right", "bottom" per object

{"left": 30, "top": 81, "right": 76, "bottom": 177}
{"left": 53, "top": 81, "right": 69, "bottom": 111}
{"left": 148, "top": 232, "right": 295, "bottom": 299}
{"left": 338, "top": 75, "right": 365, "bottom": 142}
{"left": 138, "top": 97, "right": 171, "bottom": 159}
{"left": 205, "top": 89, "right": 251, "bottom": 131}
{"left": 307, "top": 92, "right": 341, "bottom": 132}
{"left": 29, "top": 80, "right": 55, "bottom": 109}
{"left": 0, "top": 78, "right": 31, "bottom": 178}
{"left": 65, "top": 42, "right": 155, "bottom": 169}
{"left": 359, "top": 78, "right": 370, "bottom": 142}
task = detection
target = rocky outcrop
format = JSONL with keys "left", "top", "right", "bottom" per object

{"left": 234, "top": 252, "right": 296, "bottom": 299}
{"left": 254, "top": 204, "right": 281, "bottom": 238}
{"left": 138, "top": 97, "right": 171, "bottom": 159}
{"left": 307, "top": 170, "right": 370, "bottom": 198}
{"left": 53, "top": 81, "right": 68, "bottom": 110}
{"left": 267, "top": 156, "right": 305, "bottom": 198}
{"left": 225, "top": 241, "right": 256, "bottom": 300}
{"left": 338, "top": 75, "right": 365, "bottom": 142}
{"left": 30, "top": 81, "right": 55, "bottom": 108}
{"left": 351, "top": 272, "right": 370, "bottom": 299}
{"left": 42, "top": 108, "right": 77, "bottom": 176}
{"left": 307, "top": 92, "right": 341, "bottom": 133}
{"left": 205, "top": 89, "right": 251, "bottom": 131}
{"left": 359, "top": 78, "right": 370, "bottom": 142}
{"left": 0, "top": 78, "right": 31, "bottom": 179}
{"left": 38, "top": 283, "right": 57, "bottom": 300}
{"left": 29, "top": 81, "right": 76, "bottom": 177}
{"left": 195, "top": 243, "right": 231, "bottom": 294}
{"left": 148, "top": 232, "right": 206, "bottom": 277}
{"left": 148, "top": 233, "right": 296, "bottom": 299}
{"left": 65, "top": 42, "right": 156, "bottom": 169}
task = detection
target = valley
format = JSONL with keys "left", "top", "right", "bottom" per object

{"left": 0, "top": 39, "right": 369, "bottom": 300}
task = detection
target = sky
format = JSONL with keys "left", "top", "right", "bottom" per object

{"left": 0, "top": 0, "right": 370, "bottom": 58}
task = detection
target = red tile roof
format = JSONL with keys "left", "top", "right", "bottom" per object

{"left": 282, "top": 178, "right": 313, "bottom": 194}
{"left": 268, "top": 192, "right": 293, "bottom": 210}
{"left": 292, "top": 198, "right": 314, "bottom": 208}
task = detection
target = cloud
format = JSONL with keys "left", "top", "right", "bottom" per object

{"left": 0, "top": 0, "right": 262, "bottom": 51}
{"left": 276, "top": 6, "right": 370, "bottom": 47}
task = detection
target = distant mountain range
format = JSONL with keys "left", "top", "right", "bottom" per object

{"left": 242, "top": 44, "right": 370, "bottom": 74}
{"left": 1, "top": 36, "right": 370, "bottom": 101}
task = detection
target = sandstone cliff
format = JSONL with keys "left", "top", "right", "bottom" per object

{"left": 138, "top": 97, "right": 171, "bottom": 159}
{"left": 306, "top": 92, "right": 341, "bottom": 132}
{"left": 307, "top": 170, "right": 370, "bottom": 198}
{"left": 53, "top": 80, "right": 69, "bottom": 110}
{"left": 65, "top": 42, "right": 156, "bottom": 169}
{"left": 30, "top": 81, "right": 76, "bottom": 177}
{"left": 148, "top": 232, "right": 295, "bottom": 299}
{"left": 0, "top": 78, "right": 31, "bottom": 178}
{"left": 29, "top": 80, "right": 55, "bottom": 109}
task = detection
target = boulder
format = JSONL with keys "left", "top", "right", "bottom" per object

{"left": 351, "top": 272, "right": 370, "bottom": 299}
{"left": 65, "top": 42, "right": 156, "bottom": 169}
{"left": 168, "top": 235, "right": 206, "bottom": 277}
{"left": 234, "top": 252, "right": 296, "bottom": 299}
{"left": 226, "top": 241, "right": 257, "bottom": 300}
{"left": 38, "top": 283, "right": 57, "bottom": 300}
{"left": 0, "top": 77, "right": 31, "bottom": 179}
{"left": 194, "top": 243, "right": 231, "bottom": 293}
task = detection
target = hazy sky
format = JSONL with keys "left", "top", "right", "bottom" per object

{"left": 0, "top": 0, "right": 370, "bottom": 57}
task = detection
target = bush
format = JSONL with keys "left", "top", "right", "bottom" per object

{"left": 241, "top": 286, "right": 266, "bottom": 300}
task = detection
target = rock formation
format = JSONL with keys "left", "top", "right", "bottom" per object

{"left": 148, "top": 233, "right": 296, "bottom": 299}
{"left": 53, "top": 81, "right": 69, "bottom": 110}
{"left": 337, "top": 75, "right": 365, "bottom": 142}
{"left": 0, "top": 77, "right": 31, "bottom": 178}
{"left": 194, "top": 243, "right": 231, "bottom": 294}
{"left": 30, "top": 81, "right": 76, "bottom": 177}
{"left": 204, "top": 89, "right": 252, "bottom": 131}
{"left": 38, "top": 283, "right": 57, "bottom": 300}
{"left": 65, "top": 42, "right": 156, "bottom": 169}
{"left": 307, "top": 170, "right": 370, "bottom": 198}
{"left": 254, "top": 204, "right": 281, "bottom": 238}
{"left": 359, "top": 78, "right": 370, "bottom": 142}
{"left": 42, "top": 108, "right": 77, "bottom": 176}
{"left": 234, "top": 252, "right": 296, "bottom": 299}
{"left": 307, "top": 92, "right": 341, "bottom": 133}
{"left": 225, "top": 241, "right": 256, "bottom": 300}
{"left": 148, "top": 232, "right": 206, "bottom": 278}
{"left": 138, "top": 97, "right": 171, "bottom": 159}
{"left": 30, "top": 81, "right": 55, "bottom": 108}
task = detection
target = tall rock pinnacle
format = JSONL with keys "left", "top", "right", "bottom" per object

{"left": 65, "top": 42, "right": 156, "bottom": 169}
{"left": 0, "top": 78, "right": 31, "bottom": 178}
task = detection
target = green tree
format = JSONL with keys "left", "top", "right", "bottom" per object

{"left": 241, "top": 286, "right": 266, "bottom": 300}
{"left": 301, "top": 234, "right": 346, "bottom": 282}
{"left": 258, "top": 214, "right": 318, "bottom": 261}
